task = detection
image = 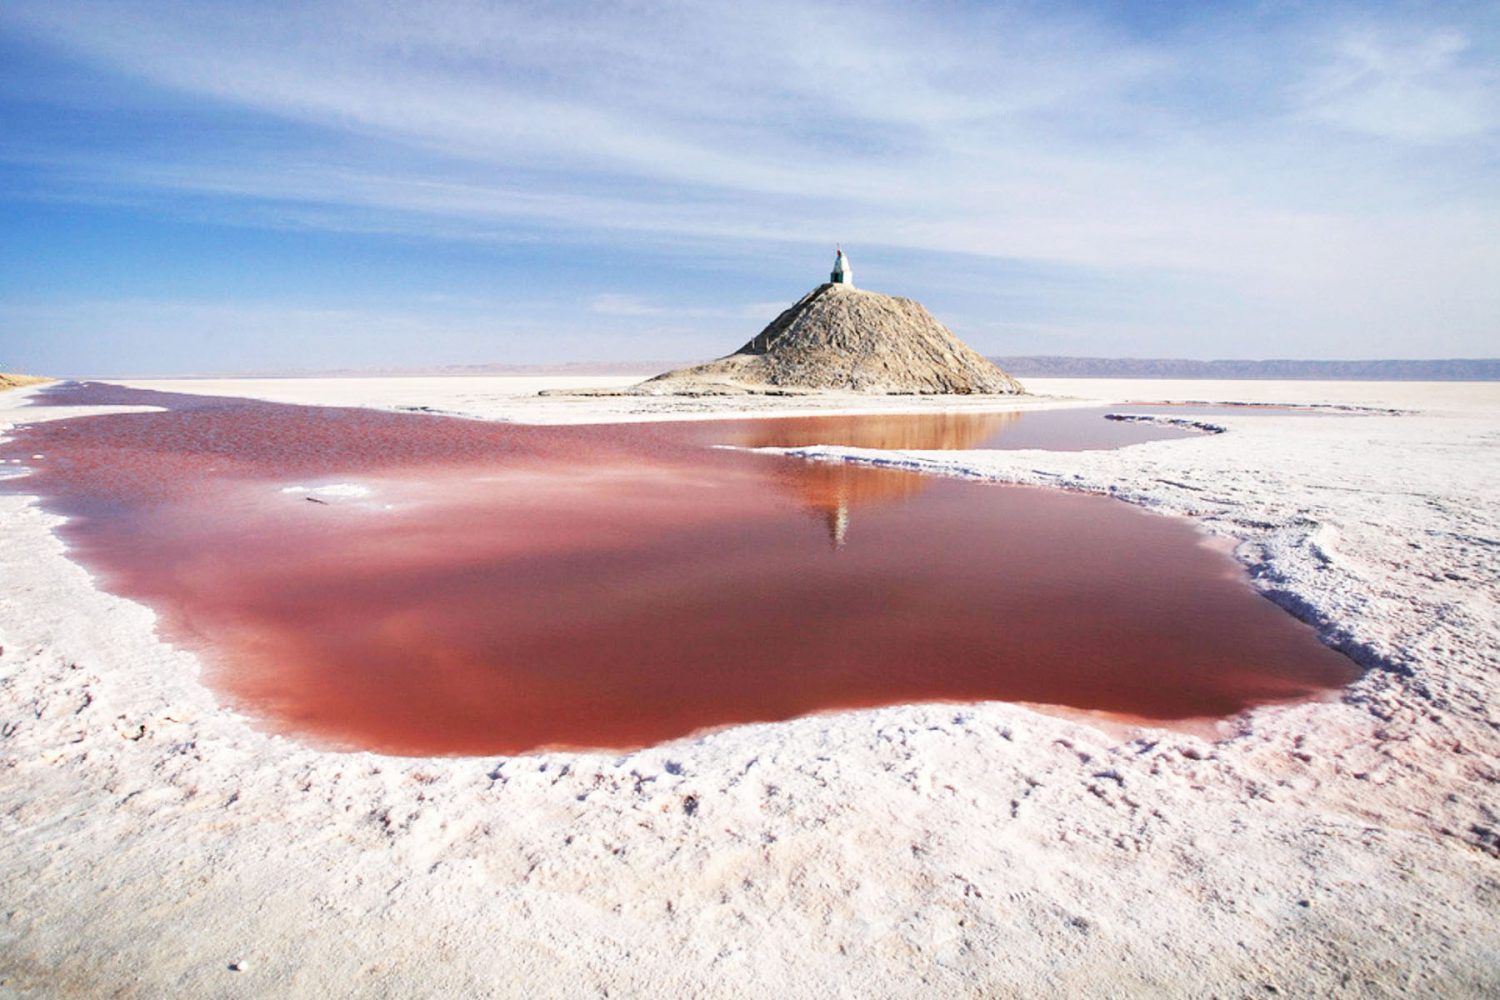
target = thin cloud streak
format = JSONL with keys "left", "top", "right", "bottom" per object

{"left": 1298, "top": 27, "right": 1500, "bottom": 142}
{"left": 590, "top": 295, "right": 786, "bottom": 321}
{"left": 0, "top": 297, "right": 745, "bottom": 376}
{"left": 1, "top": 1, "right": 1496, "bottom": 362}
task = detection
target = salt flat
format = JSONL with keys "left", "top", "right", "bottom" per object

{"left": 111, "top": 374, "right": 1106, "bottom": 422}
{"left": 1, "top": 376, "right": 1496, "bottom": 997}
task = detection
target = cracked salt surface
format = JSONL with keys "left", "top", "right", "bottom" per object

{"left": 0, "top": 376, "right": 1496, "bottom": 997}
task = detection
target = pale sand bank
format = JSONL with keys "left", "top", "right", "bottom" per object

{"left": 0, "top": 374, "right": 53, "bottom": 393}
{"left": 0, "top": 376, "right": 1496, "bottom": 997}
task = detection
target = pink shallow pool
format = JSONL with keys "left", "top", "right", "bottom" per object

{"left": 3, "top": 383, "right": 1358, "bottom": 756}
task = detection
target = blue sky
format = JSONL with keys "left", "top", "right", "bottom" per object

{"left": 1, "top": 0, "right": 1496, "bottom": 376}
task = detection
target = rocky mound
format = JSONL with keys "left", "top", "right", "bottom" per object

{"left": 637, "top": 284, "right": 1024, "bottom": 395}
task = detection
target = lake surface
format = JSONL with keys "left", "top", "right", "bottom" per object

{"left": 3, "top": 383, "right": 1358, "bottom": 755}
{"left": 672, "top": 406, "right": 1206, "bottom": 451}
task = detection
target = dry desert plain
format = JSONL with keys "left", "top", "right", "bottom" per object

{"left": 0, "top": 375, "right": 1497, "bottom": 997}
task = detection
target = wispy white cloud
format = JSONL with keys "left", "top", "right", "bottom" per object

{"left": 589, "top": 295, "right": 784, "bottom": 321}
{"left": 1, "top": 0, "right": 1497, "bottom": 359}
{"left": 1297, "top": 28, "right": 1499, "bottom": 143}
{"left": 0, "top": 294, "right": 758, "bottom": 375}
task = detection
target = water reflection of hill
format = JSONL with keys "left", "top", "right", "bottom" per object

{"left": 723, "top": 413, "right": 1019, "bottom": 547}
{"left": 682, "top": 406, "right": 1204, "bottom": 454}
{"left": 766, "top": 461, "right": 931, "bottom": 547}
{"left": 730, "top": 410, "right": 1022, "bottom": 451}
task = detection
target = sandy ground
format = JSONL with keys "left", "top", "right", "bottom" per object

{"left": 1, "top": 376, "right": 1497, "bottom": 997}
{"left": 0, "top": 376, "right": 53, "bottom": 393}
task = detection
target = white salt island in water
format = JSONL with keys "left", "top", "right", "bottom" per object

{"left": 0, "top": 375, "right": 1496, "bottom": 996}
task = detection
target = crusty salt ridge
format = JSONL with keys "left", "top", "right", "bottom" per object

{"left": 1, "top": 377, "right": 1497, "bottom": 997}
{"left": 632, "top": 283, "right": 1026, "bottom": 395}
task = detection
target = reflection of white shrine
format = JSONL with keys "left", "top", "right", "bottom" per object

{"left": 829, "top": 246, "right": 853, "bottom": 286}
{"left": 826, "top": 494, "right": 849, "bottom": 550}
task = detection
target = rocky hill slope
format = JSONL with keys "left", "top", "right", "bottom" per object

{"left": 638, "top": 284, "right": 1023, "bottom": 395}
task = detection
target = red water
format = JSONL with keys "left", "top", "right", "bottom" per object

{"left": 672, "top": 406, "right": 1203, "bottom": 451}
{"left": 2, "top": 383, "right": 1358, "bottom": 756}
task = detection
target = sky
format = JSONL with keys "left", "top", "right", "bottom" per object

{"left": 1, "top": 0, "right": 1496, "bottom": 376}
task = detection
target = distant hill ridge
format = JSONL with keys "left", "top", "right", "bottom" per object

{"left": 991, "top": 357, "right": 1500, "bottom": 381}
{"left": 92, "top": 357, "right": 1499, "bottom": 382}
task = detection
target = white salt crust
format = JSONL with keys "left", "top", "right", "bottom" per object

{"left": 279, "top": 483, "right": 374, "bottom": 499}
{"left": 0, "top": 377, "right": 1496, "bottom": 997}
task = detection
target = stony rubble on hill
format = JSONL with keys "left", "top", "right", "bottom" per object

{"left": 633, "top": 283, "right": 1025, "bottom": 396}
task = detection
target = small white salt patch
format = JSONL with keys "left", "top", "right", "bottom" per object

{"left": 280, "top": 483, "right": 373, "bottom": 499}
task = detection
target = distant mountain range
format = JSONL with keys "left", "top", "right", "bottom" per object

{"left": 126, "top": 356, "right": 1500, "bottom": 382}
{"left": 437, "top": 356, "right": 1500, "bottom": 381}
{"left": 989, "top": 357, "right": 1500, "bottom": 381}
